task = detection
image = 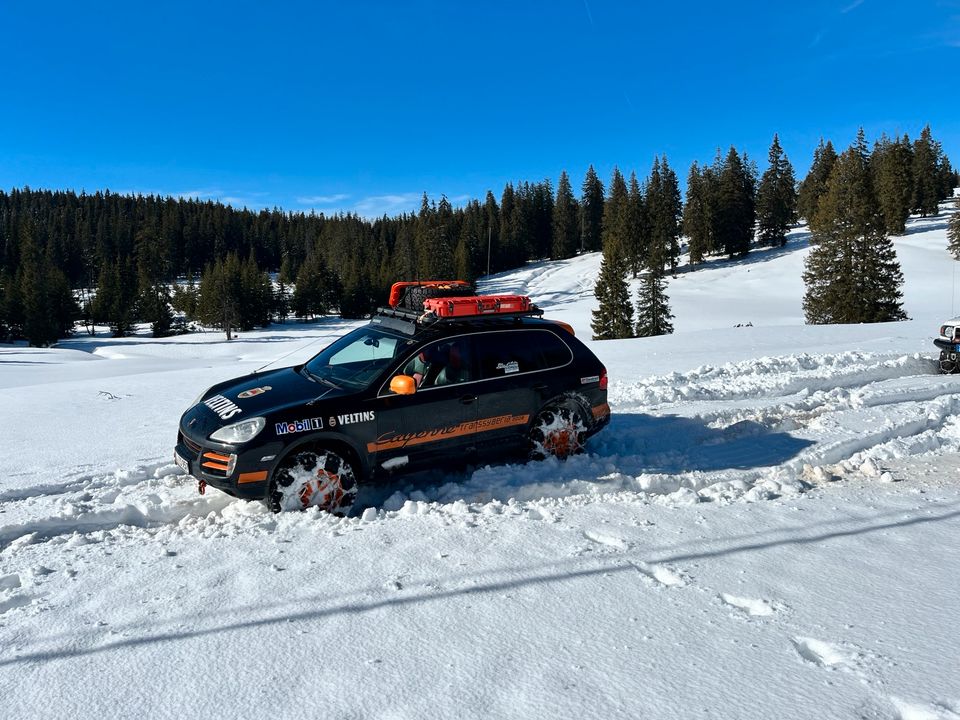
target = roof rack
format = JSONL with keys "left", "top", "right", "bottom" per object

{"left": 369, "top": 304, "right": 544, "bottom": 336}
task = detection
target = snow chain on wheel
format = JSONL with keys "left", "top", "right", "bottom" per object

{"left": 529, "top": 406, "right": 587, "bottom": 460}
{"left": 269, "top": 449, "right": 358, "bottom": 515}
{"left": 940, "top": 357, "right": 959, "bottom": 374}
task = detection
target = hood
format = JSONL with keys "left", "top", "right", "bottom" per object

{"left": 182, "top": 367, "right": 353, "bottom": 437}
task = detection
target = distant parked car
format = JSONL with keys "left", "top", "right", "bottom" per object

{"left": 934, "top": 317, "right": 960, "bottom": 373}
{"left": 174, "top": 281, "right": 610, "bottom": 514}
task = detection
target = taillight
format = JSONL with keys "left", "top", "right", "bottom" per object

{"left": 599, "top": 367, "right": 608, "bottom": 390}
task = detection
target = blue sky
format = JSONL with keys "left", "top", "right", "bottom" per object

{"left": 1, "top": 1, "right": 957, "bottom": 217}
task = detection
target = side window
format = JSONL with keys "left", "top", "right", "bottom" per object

{"left": 400, "top": 337, "right": 474, "bottom": 389}
{"left": 539, "top": 331, "right": 574, "bottom": 369}
{"left": 475, "top": 332, "right": 544, "bottom": 379}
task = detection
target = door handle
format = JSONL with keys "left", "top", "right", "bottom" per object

{"left": 460, "top": 394, "right": 478, "bottom": 405}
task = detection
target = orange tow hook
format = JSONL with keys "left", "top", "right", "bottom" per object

{"left": 198, "top": 479, "right": 207, "bottom": 495}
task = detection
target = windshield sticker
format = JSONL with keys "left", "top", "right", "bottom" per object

{"left": 276, "top": 417, "right": 324, "bottom": 435}
{"left": 204, "top": 395, "right": 242, "bottom": 420}
{"left": 580, "top": 375, "right": 600, "bottom": 384}
{"left": 330, "top": 411, "right": 376, "bottom": 428}
{"left": 496, "top": 361, "right": 520, "bottom": 374}
{"left": 238, "top": 386, "right": 272, "bottom": 399}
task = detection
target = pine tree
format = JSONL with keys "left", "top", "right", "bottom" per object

{"left": 601, "top": 167, "right": 630, "bottom": 257}
{"left": 872, "top": 134, "right": 914, "bottom": 235}
{"left": 756, "top": 134, "right": 798, "bottom": 247}
{"left": 197, "top": 254, "right": 241, "bottom": 339}
{"left": 135, "top": 227, "right": 173, "bottom": 337}
{"left": 634, "top": 260, "right": 673, "bottom": 337}
{"left": 948, "top": 196, "right": 960, "bottom": 259}
{"left": 683, "top": 161, "right": 714, "bottom": 265}
{"left": 579, "top": 165, "right": 605, "bottom": 253}
{"left": 647, "top": 156, "right": 682, "bottom": 274}
{"left": 715, "top": 148, "right": 755, "bottom": 257}
{"left": 17, "top": 221, "right": 75, "bottom": 346}
{"left": 591, "top": 248, "right": 634, "bottom": 340}
{"left": 911, "top": 125, "right": 942, "bottom": 217}
{"left": 92, "top": 252, "right": 137, "bottom": 337}
{"left": 0, "top": 270, "right": 7, "bottom": 340}
{"left": 552, "top": 171, "right": 579, "bottom": 260}
{"left": 803, "top": 139, "right": 906, "bottom": 324}
{"left": 625, "top": 172, "right": 647, "bottom": 277}
{"left": 797, "top": 139, "right": 838, "bottom": 226}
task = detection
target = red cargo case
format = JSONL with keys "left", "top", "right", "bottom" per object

{"left": 387, "top": 280, "right": 471, "bottom": 308}
{"left": 423, "top": 294, "right": 532, "bottom": 317}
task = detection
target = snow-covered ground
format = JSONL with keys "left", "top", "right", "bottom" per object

{"left": 2, "top": 204, "right": 960, "bottom": 719}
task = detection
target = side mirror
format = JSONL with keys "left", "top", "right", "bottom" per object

{"left": 389, "top": 375, "right": 417, "bottom": 395}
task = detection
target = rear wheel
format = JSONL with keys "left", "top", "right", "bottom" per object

{"left": 940, "top": 357, "right": 959, "bottom": 374}
{"left": 529, "top": 406, "right": 586, "bottom": 460}
{"left": 269, "top": 448, "right": 358, "bottom": 514}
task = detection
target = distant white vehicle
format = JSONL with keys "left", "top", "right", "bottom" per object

{"left": 933, "top": 317, "right": 960, "bottom": 373}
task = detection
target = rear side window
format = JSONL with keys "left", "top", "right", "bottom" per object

{"left": 475, "top": 330, "right": 572, "bottom": 379}
{"left": 539, "top": 331, "right": 574, "bottom": 369}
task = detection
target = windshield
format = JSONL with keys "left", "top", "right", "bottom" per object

{"left": 302, "top": 326, "right": 411, "bottom": 391}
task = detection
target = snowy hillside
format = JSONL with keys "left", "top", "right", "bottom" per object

{"left": 2, "top": 204, "right": 960, "bottom": 719}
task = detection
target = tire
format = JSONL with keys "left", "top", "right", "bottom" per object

{"left": 269, "top": 448, "right": 358, "bottom": 515}
{"left": 940, "top": 357, "right": 959, "bottom": 374}
{"left": 401, "top": 283, "right": 474, "bottom": 311}
{"left": 529, "top": 406, "right": 587, "bottom": 460}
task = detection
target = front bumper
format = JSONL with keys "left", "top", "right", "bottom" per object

{"left": 175, "top": 429, "right": 280, "bottom": 500}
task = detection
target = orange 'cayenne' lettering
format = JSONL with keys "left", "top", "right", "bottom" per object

{"left": 369, "top": 413, "right": 530, "bottom": 452}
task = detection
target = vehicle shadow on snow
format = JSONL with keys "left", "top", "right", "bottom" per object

{"left": 352, "top": 412, "right": 814, "bottom": 510}
{"left": 583, "top": 412, "right": 814, "bottom": 474}
{"left": 5, "top": 502, "right": 959, "bottom": 667}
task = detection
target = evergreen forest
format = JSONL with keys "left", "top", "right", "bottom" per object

{"left": 0, "top": 126, "right": 955, "bottom": 346}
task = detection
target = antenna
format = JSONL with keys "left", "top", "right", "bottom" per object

{"left": 254, "top": 331, "right": 331, "bottom": 374}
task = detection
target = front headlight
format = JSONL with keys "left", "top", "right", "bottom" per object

{"left": 209, "top": 417, "right": 266, "bottom": 444}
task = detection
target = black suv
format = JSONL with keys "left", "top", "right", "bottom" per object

{"left": 174, "top": 291, "right": 610, "bottom": 514}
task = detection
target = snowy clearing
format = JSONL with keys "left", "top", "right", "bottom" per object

{"left": 2, "top": 204, "right": 960, "bottom": 719}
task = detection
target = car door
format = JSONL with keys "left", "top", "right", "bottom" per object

{"left": 470, "top": 329, "right": 556, "bottom": 458}
{"left": 371, "top": 336, "right": 480, "bottom": 475}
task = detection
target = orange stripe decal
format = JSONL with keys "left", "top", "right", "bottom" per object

{"left": 203, "top": 451, "right": 232, "bottom": 462}
{"left": 238, "top": 470, "right": 268, "bottom": 483}
{"left": 368, "top": 413, "right": 530, "bottom": 453}
{"left": 201, "top": 461, "right": 230, "bottom": 471}
{"left": 592, "top": 403, "right": 610, "bottom": 419}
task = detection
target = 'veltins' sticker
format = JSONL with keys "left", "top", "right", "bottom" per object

{"left": 369, "top": 413, "right": 529, "bottom": 452}
{"left": 496, "top": 361, "right": 520, "bottom": 374}
{"left": 204, "top": 395, "right": 242, "bottom": 420}
{"left": 331, "top": 411, "right": 375, "bottom": 428}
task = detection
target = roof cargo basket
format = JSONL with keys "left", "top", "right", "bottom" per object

{"left": 371, "top": 293, "right": 542, "bottom": 335}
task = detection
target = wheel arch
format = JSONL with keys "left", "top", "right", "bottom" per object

{"left": 531, "top": 390, "right": 592, "bottom": 428}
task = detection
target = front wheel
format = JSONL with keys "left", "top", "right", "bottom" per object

{"left": 269, "top": 448, "right": 358, "bottom": 514}
{"left": 529, "top": 406, "right": 587, "bottom": 460}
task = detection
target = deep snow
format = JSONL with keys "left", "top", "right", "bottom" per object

{"left": 1, "top": 203, "right": 960, "bottom": 719}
